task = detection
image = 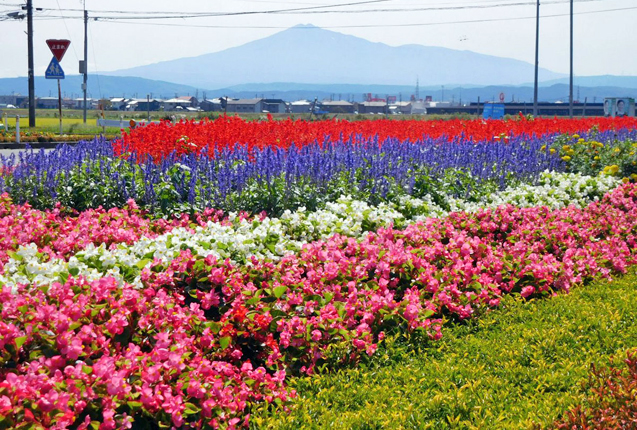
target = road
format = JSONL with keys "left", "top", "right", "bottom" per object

{"left": 0, "top": 147, "right": 55, "bottom": 164}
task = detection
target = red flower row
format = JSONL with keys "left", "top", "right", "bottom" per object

{"left": 114, "top": 115, "right": 637, "bottom": 161}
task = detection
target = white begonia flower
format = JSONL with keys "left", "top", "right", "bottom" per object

{"left": 0, "top": 171, "right": 622, "bottom": 293}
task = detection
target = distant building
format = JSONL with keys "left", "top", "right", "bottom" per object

{"left": 110, "top": 98, "right": 129, "bottom": 111}
{"left": 36, "top": 97, "right": 59, "bottom": 109}
{"left": 410, "top": 101, "right": 427, "bottom": 114}
{"left": 73, "top": 98, "right": 96, "bottom": 110}
{"left": 322, "top": 100, "right": 355, "bottom": 114}
{"left": 289, "top": 100, "right": 312, "bottom": 114}
{"left": 163, "top": 98, "right": 192, "bottom": 111}
{"left": 388, "top": 101, "right": 423, "bottom": 115}
{"left": 177, "top": 96, "right": 198, "bottom": 108}
{"left": 226, "top": 98, "right": 263, "bottom": 113}
{"left": 125, "top": 98, "right": 162, "bottom": 112}
{"left": 358, "top": 101, "right": 388, "bottom": 114}
{"left": 0, "top": 95, "right": 27, "bottom": 108}
{"left": 262, "top": 99, "right": 287, "bottom": 113}
{"left": 200, "top": 98, "right": 224, "bottom": 112}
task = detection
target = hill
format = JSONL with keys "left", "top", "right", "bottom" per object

{"left": 105, "top": 24, "right": 564, "bottom": 89}
{"left": 0, "top": 75, "right": 203, "bottom": 99}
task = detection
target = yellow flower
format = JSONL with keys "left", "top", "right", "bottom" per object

{"left": 614, "top": 148, "right": 621, "bottom": 153}
{"left": 623, "top": 177, "right": 630, "bottom": 184}
{"left": 550, "top": 148, "right": 556, "bottom": 154}
{"left": 594, "top": 156, "right": 600, "bottom": 160}
{"left": 573, "top": 134, "right": 580, "bottom": 139}
{"left": 561, "top": 156, "right": 571, "bottom": 162}
{"left": 567, "top": 149, "right": 575, "bottom": 156}
{"left": 540, "top": 145, "right": 546, "bottom": 151}
{"left": 578, "top": 138, "right": 585, "bottom": 144}
{"left": 631, "top": 174, "right": 637, "bottom": 180}
{"left": 562, "top": 145, "right": 571, "bottom": 151}
{"left": 610, "top": 165, "right": 620, "bottom": 174}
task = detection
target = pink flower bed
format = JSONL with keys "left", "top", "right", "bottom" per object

{"left": 2, "top": 185, "right": 637, "bottom": 428}
{"left": 0, "top": 195, "right": 226, "bottom": 267}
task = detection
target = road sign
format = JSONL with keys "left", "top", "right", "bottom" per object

{"left": 45, "top": 57, "right": 65, "bottom": 80}
{"left": 483, "top": 103, "right": 505, "bottom": 120}
{"left": 499, "top": 92, "right": 505, "bottom": 102}
{"left": 46, "top": 39, "right": 71, "bottom": 62}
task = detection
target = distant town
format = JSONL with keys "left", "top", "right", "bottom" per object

{"left": 0, "top": 93, "right": 608, "bottom": 117}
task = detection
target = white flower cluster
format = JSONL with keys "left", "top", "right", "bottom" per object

{"left": 0, "top": 171, "right": 620, "bottom": 292}
{"left": 446, "top": 171, "right": 620, "bottom": 213}
{"left": 0, "top": 197, "right": 405, "bottom": 290}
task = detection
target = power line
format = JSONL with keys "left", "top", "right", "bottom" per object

{"left": 26, "top": 0, "right": 608, "bottom": 21}
{"left": 55, "top": 0, "right": 80, "bottom": 61}
{"left": 35, "top": 0, "right": 394, "bottom": 19}
{"left": 81, "top": 5, "right": 637, "bottom": 29}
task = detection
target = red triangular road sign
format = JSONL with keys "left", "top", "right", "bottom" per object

{"left": 46, "top": 39, "right": 71, "bottom": 62}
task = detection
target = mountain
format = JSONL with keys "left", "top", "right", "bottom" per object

{"left": 0, "top": 75, "right": 203, "bottom": 99}
{"left": 538, "top": 75, "right": 637, "bottom": 89}
{"left": 105, "top": 24, "right": 564, "bottom": 88}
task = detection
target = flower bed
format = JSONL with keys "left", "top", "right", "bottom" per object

{"left": 115, "top": 115, "right": 637, "bottom": 160}
{"left": 1, "top": 117, "right": 637, "bottom": 428}
{"left": 2, "top": 184, "right": 637, "bottom": 428}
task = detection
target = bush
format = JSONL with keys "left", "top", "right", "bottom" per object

{"left": 553, "top": 349, "right": 637, "bottom": 429}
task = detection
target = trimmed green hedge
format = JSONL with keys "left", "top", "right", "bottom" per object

{"left": 252, "top": 271, "right": 637, "bottom": 429}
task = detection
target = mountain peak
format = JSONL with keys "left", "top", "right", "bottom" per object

{"left": 107, "top": 26, "right": 564, "bottom": 88}
{"left": 291, "top": 23, "right": 319, "bottom": 29}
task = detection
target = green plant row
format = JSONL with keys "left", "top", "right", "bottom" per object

{"left": 250, "top": 270, "right": 637, "bottom": 429}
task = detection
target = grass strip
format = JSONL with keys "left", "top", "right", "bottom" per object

{"left": 252, "top": 270, "right": 637, "bottom": 429}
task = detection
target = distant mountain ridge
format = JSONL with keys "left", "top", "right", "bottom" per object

{"left": 104, "top": 24, "right": 564, "bottom": 89}
{"left": 0, "top": 75, "right": 202, "bottom": 99}
{"left": 1, "top": 75, "right": 636, "bottom": 105}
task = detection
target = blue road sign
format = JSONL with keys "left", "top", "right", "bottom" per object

{"left": 45, "top": 57, "right": 65, "bottom": 79}
{"left": 483, "top": 103, "right": 505, "bottom": 120}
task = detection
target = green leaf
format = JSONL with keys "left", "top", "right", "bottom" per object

{"left": 219, "top": 336, "right": 232, "bottom": 350}
{"left": 204, "top": 321, "right": 222, "bottom": 334}
{"left": 136, "top": 258, "right": 152, "bottom": 269}
{"left": 273, "top": 285, "right": 288, "bottom": 299}
{"left": 59, "top": 272, "right": 69, "bottom": 284}
{"left": 184, "top": 402, "right": 200, "bottom": 415}
{"left": 127, "top": 401, "right": 142, "bottom": 409}
{"left": 69, "top": 267, "right": 80, "bottom": 277}
{"left": 14, "top": 336, "right": 26, "bottom": 350}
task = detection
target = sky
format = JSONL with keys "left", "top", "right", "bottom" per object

{"left": 0, "top": 0, "right": 635, "bottom": 81}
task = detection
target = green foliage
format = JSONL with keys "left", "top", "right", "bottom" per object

{"left": 250, "top": 271, "right": 637, "bottom": 429}
{"left": 547, "top": 132, "right": 637, "bottom": 179}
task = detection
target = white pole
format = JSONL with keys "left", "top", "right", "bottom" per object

{"left": 15, "top": 115, "right": 20, "bottom": 143}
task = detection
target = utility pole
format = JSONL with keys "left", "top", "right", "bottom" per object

{"left": 533, "top": 0, "right": 540, "bottom": 117}
{"left": 27, "top": 0, "right": 35, "bottom": 127}
{"left": 82, "top": 6, "right": 88, "bottom": 123}
{"left": 569, "top": 0, "right": 574, "bottom": 119}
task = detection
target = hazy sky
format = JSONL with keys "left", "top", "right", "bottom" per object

{"left": 0, "top": 0, "right": 635, "bottom": 80}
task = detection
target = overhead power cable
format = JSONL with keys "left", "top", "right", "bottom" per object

{"left": 35, "top": 0, "right": 394, "bottom": 19}
{"left": 26, "top": 0, "right": 609, "bottom": 21}
{"left": 88, "top": 5, "right": 637, "bottom": 29}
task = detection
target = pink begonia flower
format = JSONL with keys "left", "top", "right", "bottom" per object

{"left": 0, "top": 396, "right": 12, "bottom": 414}
{"left": 520, "top": 286, "right": 536, "bottom": 298}
{"left": 311, "top": 329, "right": 322, "bottom": 342}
